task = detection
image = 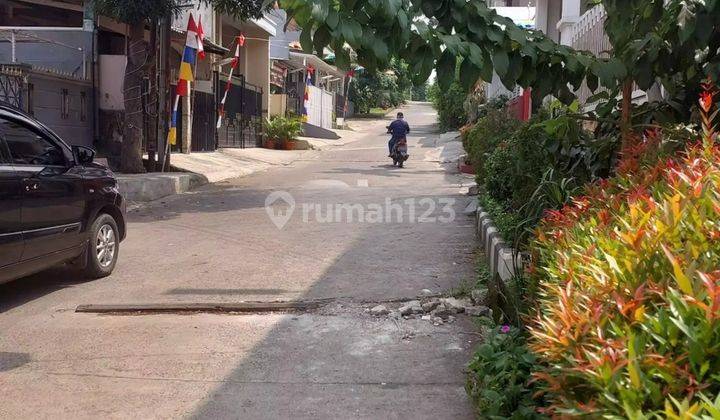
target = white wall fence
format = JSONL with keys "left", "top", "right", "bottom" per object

{"left": 569, "top": 5, "right": 653, "bottom": 106}
{"left": 569, "top": 5, "right": 611, "bottom": 105}
{"left": 306, "top": 85, "right": 333, "bottom": 129}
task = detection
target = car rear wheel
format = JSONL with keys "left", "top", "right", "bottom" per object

{"left": 84, "top": 213, "right": 119, "bottom": 278}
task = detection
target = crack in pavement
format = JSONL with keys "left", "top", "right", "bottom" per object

{"left": 72, "top": 294, "right": 457, "bottom": 316}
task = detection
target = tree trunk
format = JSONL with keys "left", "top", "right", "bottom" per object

{"left": 620, "top": 79, "right": 633, "bottom": 150}
{"left": 146, "top": 19, "right": 158, "bottom": 172}
{"left": 120, "top": 21, "right": 147, "bottom": 173}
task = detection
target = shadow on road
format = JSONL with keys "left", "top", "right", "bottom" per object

{"left": 0, "top": 267, "right": 88, "bottom": 313}
{"left": 0, "top": 351, "right": 31, "bottom": 372}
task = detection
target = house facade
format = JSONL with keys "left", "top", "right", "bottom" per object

{"left": 266, "top": 9, "right": 347, "bottom": 139}
{"left": 0, "top": 0, "right": 351, "bottom": 161}
{"left": 0, "top": 0, "right": 95, "bottom": 147}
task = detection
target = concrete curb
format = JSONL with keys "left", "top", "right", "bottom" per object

{"left": 475, "top": 205, "right": 526, "bottom": 282}
{"left": 117, "top": 172, "right": 207, "bottom": 202}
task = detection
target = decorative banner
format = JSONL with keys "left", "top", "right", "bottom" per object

{"left": 302, "top": 65, "right": 315, "bottom": 122}
{"left": 197, "top": 16, "right": 206, "bottom": 60}
{"left": 216, "top": 35, "right": 245, "bottom": 129}
{"left": 176, "top": 14, "right": 198, "bottom": 97}
{"left": 168, "top": 13, "right": 199, "bottom": 145}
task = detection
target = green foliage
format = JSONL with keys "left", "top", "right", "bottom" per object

{"left": 207, "top": 0, "right": 269, "bottom": 20}
{"left": 263, "top": 115, "right": 303, "bottom": 141}
{"left": 463, "top": 105, "right": 520, "bottom": 177}
{"left": 468, "top": 102, "right": 617, "bottom": 247}
{"left": 482, "top": 115, "right": 595, "bottom": 214}
{"left": 280, "top": 0, "right": 720, "bottom": 135}
{"left": 349, "top": 60, "right": 410, "bottom": 114}
{"left": 91, "top": 0, "right": 178, "bottom": 24}
{"left": 466, "top": 327, "right": 547, "bottom": 419}
{"left": 92, "top": 0, "right": 267, "bottom": 24}
{"left": 428, "top": 81, "right": 467, "bottom": 131}
{"left": 531, "top": 142, "right": 720, "bottom": 417}
{"left": 477, "top": 192, "right": 524, "bottom": 246}
{"left": 411, "top": 83, "right": 428, "bottom": 101}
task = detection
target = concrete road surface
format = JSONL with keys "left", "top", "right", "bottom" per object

{"left": 0, "top": 102, "right": 479, "bottom": 419}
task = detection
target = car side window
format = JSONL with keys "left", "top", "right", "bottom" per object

{"left": 0, "top": 117, "right": 65, "bottom": 166}
{"left": 0, "top": 137, "right": 11, "bottom": 164}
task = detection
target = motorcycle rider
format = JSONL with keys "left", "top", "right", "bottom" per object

{"left": 387, "top": 112, "right": 410, "bottom": 157}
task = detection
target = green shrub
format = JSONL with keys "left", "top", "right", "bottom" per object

{"left": 466, "top": 326, "right": 547, "bottom": 419}
{"left": 429, "top": 81, "right": 468, "bottom": 131}
{"left": 411, "top": 83, "right": 428, "bottom": 101}
{"left": 463, "top": 106, "right": 520, "bottom": 176}
{"left": 350, "top": 60, "right": 410, "bottom": 114}
{"left": 478, "top": 192, "right": 524, "bottom": 246}
{"left": 264, "top": 115, "right": 303, "bottom": 141}
{"left": 530, "top": 143, "right": 720, "bottom": 417}
{"left": 477, "top": 105, "right": 603, "bottom": 247}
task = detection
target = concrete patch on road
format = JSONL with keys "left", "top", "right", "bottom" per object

{"left": 117, "top": 172, "right": 207, "bottom": 202}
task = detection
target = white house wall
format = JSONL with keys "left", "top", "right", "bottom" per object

{"left": 306, "top": 85, "right": 333, "bottom": 129}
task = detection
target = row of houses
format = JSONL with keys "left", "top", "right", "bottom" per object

{"left": 0, "top": 0, "right": 349, "bottom": 165}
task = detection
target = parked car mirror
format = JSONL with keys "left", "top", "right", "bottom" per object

{"left": 72, "top": 145, "right": 95, "bottom": 165}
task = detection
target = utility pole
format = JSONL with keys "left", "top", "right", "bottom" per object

{"left": 146, "top": 18, "right": 158, "bottom": 171}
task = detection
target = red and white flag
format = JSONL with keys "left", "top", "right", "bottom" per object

{"left": 197, "top": 16, "right": 205, "bottom": 60}
{"left": 217, "top": 36, "right": 243, "bottom": 129}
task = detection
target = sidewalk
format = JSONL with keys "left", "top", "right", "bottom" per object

{"left": 118, "top": 125, "right": 372, "bottom": 203}
{"left": 117, "top": 148, "right": 310, "bottom": 203}
{"left": 117, "top": 110, "right": 404, "bottom": 203}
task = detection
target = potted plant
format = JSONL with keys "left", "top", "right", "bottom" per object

{"left": 262, "top": 117, "right": 281, "bottom": 149}
{"left": 279, "top": 116, "right": 303, "bottom": 150}
{"left": 263, "top": 116, "right": 303, "bottom": 150}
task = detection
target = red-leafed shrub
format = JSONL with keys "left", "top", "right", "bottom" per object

{"left": 530, "top": 136, "right": 720, "bottom": 416}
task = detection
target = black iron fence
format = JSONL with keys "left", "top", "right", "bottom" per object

{"left": 217, "top": 73, "right": 263, "bottom": 148}
{"left": 0, "top": 64, "right": 27, "bottom": 110}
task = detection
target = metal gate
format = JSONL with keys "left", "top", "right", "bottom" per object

{"left": 191, "top": 91, "right": 216, "bottom": 152}
{"left": 217, "top": 74, "right": 263, "bottom": 148}
{"left": 0, "top": 65, "right": 27, "bottom": 110}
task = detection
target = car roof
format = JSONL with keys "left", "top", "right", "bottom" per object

{"left": 0, "top": 103, "right": 38, "bottom": 123}
{"left": 0, "top": 103, "right": 29, "bottom": 116}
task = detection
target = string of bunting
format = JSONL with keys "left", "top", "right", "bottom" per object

{"left": 216, "top": 34, "right": 245, "bottom": 129}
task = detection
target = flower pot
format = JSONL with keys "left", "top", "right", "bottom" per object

{"left": 283, "top": 139, "right": 297, "bottom": 150}
{"left": 263, "top": 138, "right": 276, "bottom": 149}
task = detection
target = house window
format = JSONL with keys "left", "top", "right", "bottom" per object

{"left": 61, "top": 89, "right": 70, "bottom": 119}
{"left": 80, "top": 91, "right": 87, "bottom": 122}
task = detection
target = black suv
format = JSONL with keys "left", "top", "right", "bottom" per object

{"left": 0, "top": 105, "right": 125, "bottom": 284}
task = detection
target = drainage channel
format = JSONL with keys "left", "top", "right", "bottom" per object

{"left": 75, "top": 299, "right": 334, "bottom": 315}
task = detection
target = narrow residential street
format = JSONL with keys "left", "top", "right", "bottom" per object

{"left": 0, "top": 102, "right": 478, "bottom": 419}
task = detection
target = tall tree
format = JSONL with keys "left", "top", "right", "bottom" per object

{"left": 91, "top": 0, "right": 269, "bottom": 173}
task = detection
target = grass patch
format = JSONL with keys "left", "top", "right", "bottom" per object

{"left": 352, "top": 107, "right": 391, "bottom": 119}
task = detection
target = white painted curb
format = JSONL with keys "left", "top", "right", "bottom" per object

{"left": 475, "top": 207, "right": 526, "bottom": 282}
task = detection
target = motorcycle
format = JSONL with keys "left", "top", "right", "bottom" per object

{"left": 391, "top": 137, "right": 409, "bottom": 168}
{"left": 387, "top": 127, "right": 409, "bottom": 168}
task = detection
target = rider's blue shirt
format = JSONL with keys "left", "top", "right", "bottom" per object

{"left": 388, "top": 119, "right": 410, "bottom": 140}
